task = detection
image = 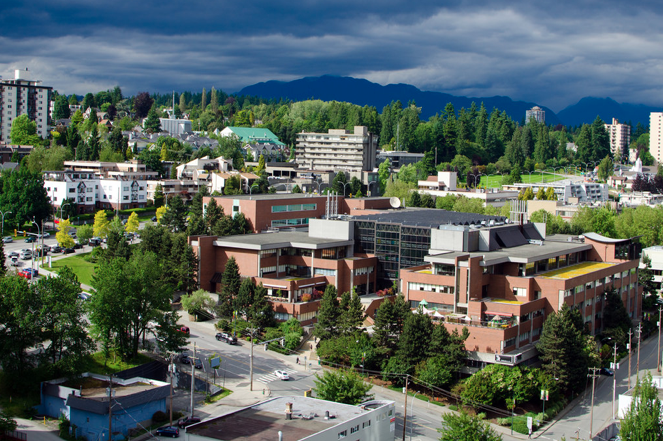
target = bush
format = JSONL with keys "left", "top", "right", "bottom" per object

{"left": 497, "top": 418, "right": 511, "bottom": 426}
{"left": 448, "top": 405, "right": 458, "bottom": 411}
{"left": 301, "top": 293, "right": 312, "bottom": 302}
{"left": 152, "top": 410, "right": 167, "bottom": 422}
{"left": 477, "top": 412, "right": 486, "bottom": 420}
{"left": 216, "top": 319, "right": 231, "bottom": 332}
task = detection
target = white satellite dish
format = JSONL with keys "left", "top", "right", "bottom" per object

{"left": 390, "top": 197, "right": 401, "bottom": 208}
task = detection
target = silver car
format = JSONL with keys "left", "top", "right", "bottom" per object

{"left": 2, "top": 236, "right": 12, "bottom": 243}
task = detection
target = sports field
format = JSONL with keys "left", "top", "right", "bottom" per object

{"left": 478, "top": 172, "right": 568, "bottom": 188}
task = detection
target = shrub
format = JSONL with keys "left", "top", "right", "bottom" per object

{"left": 301, "top": 293, "right": 312, "bottom": 302}
{"left": 477, "top": 412, "right": 486, "bottom": 420}
{"left": 497, "top": 418, "right": 511, "bottom": 426}
{"left": 448, "top": 405, "right": 458, "bottom": 411}
{"left": 152, "top": 410, "right": 167, "bottom": 422}
{"left": 216, "top": 319, "right": 231, "bottom": 332}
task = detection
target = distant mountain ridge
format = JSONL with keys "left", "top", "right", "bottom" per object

{"left": 238, "top": 75, "right": 562, "bottom": 125}
{"left": 557, "top": 97, "right": 658, "bottom": 127}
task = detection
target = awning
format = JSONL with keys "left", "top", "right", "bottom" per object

{"left": 210, "top": 272, "right": 223, "bottom": 284}
{"left": 485, "top": 311, "right": 512, "bottom": 317}
{"left": 433, "top": 311, "right": 444, "bottom": 318}
{"left": 419, "top": 299, "right": 429, "bottom": 306}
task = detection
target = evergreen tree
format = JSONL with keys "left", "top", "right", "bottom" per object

{"left": 372, "top": 295, "right": 410, "bottom": 351}
{"left": 201, "top": 87, "right": 207, "bottom": 110}
{"left": 219, "top": 257, "right": 240, "bottom": 317}
{"left": 575, "top": 124, "right": 592, "bottom": 162}
{"left": 591, "top": 116, "right": 611, "bottom": 162}
{"left": 251, "top": 283, "right": 275, "bottom": 329}
{"left": 0, "top": 239, "right": 6, "bottom": 277}
{"left": 204, "top": 198, "right": 224, "bottom": 235}
{"left": 340, "top": 291, "right": 364, "bottom": 335}
{"left": 234, "top": 278, "right": 255, "bottom": 318}
{"left": 179, "top": 93, "right": 187, "bottom": 113}
{"left": 144, "top": 107, "right": 162, "bottom": 133}
{"left": 314, "top": 285, "right": 340, "bottom": 341}
{"left": 210, "top": 87, "right": 218, "bottom": 111}
{"left": 161, "top": 194, "right": 187, "bottom": 232}
{"left": 153, "top": 184, "right": 164, "bottom": 208}
{"left": 88, "top": 125, "right": 100, "bottom": 160}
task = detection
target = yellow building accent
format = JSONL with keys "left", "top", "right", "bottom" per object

{"left": 540, "top": 262, "right": 614, "bottom": 280}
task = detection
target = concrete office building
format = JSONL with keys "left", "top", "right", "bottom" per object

{"left": 296, "top": 126, "right": 378, "bottom": 173}
{"left": 418, "top": 171, "right": 519, "bottom": 208}
{"left": 0, "top": 68, "right": 52, "bottom": 143}
{"left": 605, "top": 118, "right": 631, "bottom": 159}
{"left": 502, "top": 180, "right": 608, "bottom": 204}
{"left": 526, "top": 106, "right": 545, "bottom": 124}
{"left": 377, "top": 150, "right": 424, "bottom": 168}
{"left": 650, "top": 112, "right": 663, "bottom": 165}
{"left": 159, "top": 118, "right": 192, "bottom": 135}
{"left": 184, "top": 396, "right": 396, "bottom": 441}
{"left": 642, "top": 245, "right": 663, "bottom": 293}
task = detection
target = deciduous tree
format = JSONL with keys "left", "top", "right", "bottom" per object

{"left": 439, "top": 411, "right": 502, "bottom": 441}
{"left": 313, "top": 369, "right": 373, "bottom": 405}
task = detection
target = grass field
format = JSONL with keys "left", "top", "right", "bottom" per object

{"left": 50, "top": 252, "right": 96, "bottom": 287}
{"left": 80, "top": 351, "right": 154, "bottom": 374}
{"left": 478, "top": 172, "right": 568, "bottom": 188}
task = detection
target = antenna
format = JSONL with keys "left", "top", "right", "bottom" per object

{"left": 172, "top": 91, "right": 175, "bottom": 119}
{"left": 389, "top": 197, "right": 401, "bottom": 209}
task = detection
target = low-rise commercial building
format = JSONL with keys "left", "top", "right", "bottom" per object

{"left": 502, "top": 180, "right": 608, "bottom": 204}
{"left": 418, "top": 171, "right": 519, "bottom": 208}
{"left": 38, "top": 373, "right": 170, "bottom": 441}
{"left": 642, "top": 245, "right": 663, "bottom": 293}
{"left": 184, "top": 396, "right": 395, "bottom": 441}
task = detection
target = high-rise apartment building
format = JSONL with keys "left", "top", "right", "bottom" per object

{"left": 604, "top": 118, "right": 631, "bottom": 159}
{"left": 650, "top": 112, "right": 663, "bottom": 165}
{"left": 525, "top": 106, "right": 545, "bottom": 124}
{"left": 0, "top": 68, "right": 52, "bottom": 143}
{"left": 295, "top": 126, "right": 378, "bottom": 172}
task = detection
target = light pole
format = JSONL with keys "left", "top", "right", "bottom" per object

{"left": 32, "top": 218, "right": 40, "bottom": 273}
{"left": 59, "top": 201, "right": 72, "bottom": 222}
{"left": 0, "top": 209, "right": 12, "bottom": 237}
{"left": 340, "top": 181, "right": 351, "bottom": 197}
{"left": 312, "top": 180, "right": 321, "bottom": 194}
{"left": 409, "top": 391, "right": 418, "bottom": 441}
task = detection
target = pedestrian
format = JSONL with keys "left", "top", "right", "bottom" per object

{"left": 296, "top": 357, "right": 299, "bottom": 365}
{"left": 310, "top": 343, "right": 313, "bottom": 350}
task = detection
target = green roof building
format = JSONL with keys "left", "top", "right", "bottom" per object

{"left": 218, "top": 127, "right": 285, "bottom": 146}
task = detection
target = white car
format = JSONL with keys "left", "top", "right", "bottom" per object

{"left": 274, "top": 370, "right": 290, "bottom": 381}
{"left": 2, "top": 236, "right": 12, "bottom": 243}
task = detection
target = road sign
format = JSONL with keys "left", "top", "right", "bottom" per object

{"left": 210, "top": 356, "right": 221, "bottom": 369}
{"left": 527, "top": 416, "right": 533, "bottom": 430}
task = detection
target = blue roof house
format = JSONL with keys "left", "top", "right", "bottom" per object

{"left": 38, "top": 372, "right": 170, "bottom": 440}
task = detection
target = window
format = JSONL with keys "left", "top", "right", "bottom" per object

{"left": 123, "top": 196, "right": 129, "bottom": 201}
{"left": 260, "top": 249, "right": 277, "bottom": 258}
{"left": 123, "top": 186, "right": 129, "bottom": 191}
{"left": 354, "top": 267, "right": 373, "bottom": 276}
{"left": 86, "top": 188, "right": 93, "bottom": 192}
{"left": 519, "top": 331, "right": 530, "bottom": 342}
{"left": 534, "top": 290, "right": 542, "bottom": 300}
{"left": 86, "top": 197, "right": 92, "bottom": 201}
{"left": 272, "top": 203, "right": 317, "bottom": 213}
{"left": 434, "top": 264, "right": 455, "bottom": 276}
{"left": 351, "top": 425, "right": 359, "bottom": 434}
{"left": 362, "top": 420, "right": 371, "bottom": 428}
{"left": 575, "top": 285, "right": 584, "bottom": 294}
{"left": 532, "top": 327, "right": 542, "bottom": 337}
{"left": 272, "top": 218, "right": 309, "bottom": 228}
{"left": 69, "top": 188, "right": 75, "bottom": 193}
{"left": 338, "top": 430, "right": 347, "bottom": 439}
{"left": 520, "top": 313, "right": 531, "bottom": 323}
{"left": 513, "top": 287, "right": 527, "bottom": 297}
{"left": 408, "top": 282, "right": 454, "bottom": 294}
{"left": 504, "top": 337, "right": 516, "bottom": 348}
{"left": 314, "top": 268, "right": 337, "bottom": 276}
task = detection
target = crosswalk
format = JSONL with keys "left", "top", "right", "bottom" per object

{"left": 255, "top": 368, "right": 298, "bottom": 384}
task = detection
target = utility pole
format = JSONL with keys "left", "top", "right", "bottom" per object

{"left": 169, "top": 355, "right": 174, "bottom": 427}
{"left": 636, "top": 323, "right": 642, "bottom": 381}
{"left": 588, "top": 367, "right": 600, "bottom": 439}
{"left": 612, "top": 344, "right": 618, "bottom": 419}
{"left": 108, "top": 373, "right": 113, "bottom": 441}
{"left": 628, "top": 329, "right": 633, "bottom": 389}
{"left": 658, "top": 306, "right": 662, "bottom": 372}
{"left": 190, "top": 343, "right": 196, "bottom": 417}
{"left": 402, "top": 376, "right": 409, "bottom": 441}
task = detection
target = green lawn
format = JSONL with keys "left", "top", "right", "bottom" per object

{"left": 80, "top": 351, "right": 155, "bottom": 375}
{"left": 479, "top": 172, "right": 568, "bottom": 188}
{"left": 50, "top": 252, "right": 96, "bottom": 287}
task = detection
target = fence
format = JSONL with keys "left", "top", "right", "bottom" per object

{"left": 1, "top": 430, "right": 26, "bottom": 441}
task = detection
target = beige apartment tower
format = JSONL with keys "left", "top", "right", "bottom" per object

{"left": 604, "top": 118, "right": 631, "bottom": 159}
{"left": 650, "top": 112, "right": 663, "bottom": 165}
{"left": 295, "top": 126, "right": 378, "bottom": 172}
{"left": 0, "top": 68, "right": 52, "bottom": 144}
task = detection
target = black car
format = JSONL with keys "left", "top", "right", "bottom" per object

{"left": 63, "top": 247, "right": 75, "bottom": 254}
{"left": 155, "top": 426, "right": 179, "bottom": 438}
{"left": 177, "top": 416, "right": 201, "bottom": 428}
{"left": 73, "top": 243, "right": 83, "bottom": 249}
{"left": 194, "top": 358, "right": 203, "bottom": 369}
{"left": 25, "top": 236, "right": 36, "bottom": 243}
{"left": 180, "top": 352, "right": 190, "bottom": 364}
{"left": 51, "top": 246, "right": 63, "bottom": 253}
{"left": 600, "top": 367, "right": 614, "bottom": 376}
{"left": 151, "top": 216, "right": 157, "bottom": 222}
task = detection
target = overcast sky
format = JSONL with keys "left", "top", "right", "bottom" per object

{"left": 2, "top": 0, "right": 663, "bottom": 112}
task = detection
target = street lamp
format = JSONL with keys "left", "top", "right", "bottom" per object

{"left": 32, "top": 218, "right": 41, "bottom": 274}
{"left": 0, "top": 209, "right": 12, "bottom": 237}
{"left": 312, "top": 180, "right": 321, "bottom": 194}
{"left": 340, "top": 181, "right": 351, "bottom": 197}
{"left": 409, "top": 391, "right": 419, "bottom": 441}
{"left": 59, "top": 201, "right": 72, "bottom": 222}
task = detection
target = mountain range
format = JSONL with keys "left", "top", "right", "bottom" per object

{"left": 238, "top": 75, "right": 659, "bottom": 127}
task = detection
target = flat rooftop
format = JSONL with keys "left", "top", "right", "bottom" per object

{"left": 353, "top": 208, "right": 506, "bottom": 227}
{"left": 540, "top": 262, "right": 615, "bottom": 280}
{"left": 213, "top": 230, "right": 353, "bottom": 250}
{"left": 186, "top": 396, "right": 390, "bottom": 441}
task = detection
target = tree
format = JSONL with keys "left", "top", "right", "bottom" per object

{"left": 34, "top": 266, "right": 94, "bottom": 373}
{"left": 0, "top": 412, "right": 17, "bottom": 433}
{"left": 53, "top": 95, "right": 71, "bottom": 120}
{"left": 372, "top": 295, "right": 410, "bottom": 350}
{"left": 55, "top": 218, "right": 75, "bottom": 248}
{"left": 339, "top": 290, "right": 364, "bottom": 335}
{"left": 0, "top": 168, "right": 51, "bottom": 228}
{"left": 89, "top": 251, "right": 174, "bottom": 359}
{"left": 93, "top": 210, "right": 110, "bottom": 238}
{"left": 77, "top": 224, "right": 94, "bottom": 244}
{"left": 105, "top": 217, "right": 132, "bottom": 261}
{"left": 598, "top": 155, "right": 614, "bottom": 182}
{"left": 439, "top": 411, "right": 502, "bottom": 441}
{"left": 219, "top": 257, "right": 240, "bottom": 317}
{"left": 536, "top": 304, "right": 589, "bottom": 392}
{"left": 181, "top": 289, "right": 216, "bottom": 315}
{"left": 81, "top": 92, "right": 96, "bottom": 110}
{"left": 156, "top": 206, "right": 168, "bottom": 224}
{"left": 620, "top": 372, "right": 663, "bottom": 441}
{"left": 234, "top": 278, "right": 255, "bottom": 318}
{"left": 160, "top": 194, "right": 187, "bottom": 232}
{"left": 134, "top": 92, "right": 154, "bottom": 119}
{"left": 313, "top": 369, "right": 373, "bottom": 405}
{"left": 292, "top": 184, "right": 302, "bottom": 193}
{"left": 603, "top": 288, "right": 633, "bottom": 333}
{"left": 125, "top": 211, "right": 139, "bottom": 233}
{"left": 378, "top": 159, "right": 391, "bottom": 194}
{"left": 154, "top": 184, "right": 165, "bottom": 208}
{"left": 144, "top": 107, "right": 162, "bottom": 133}
{"left": 10, "top": 114, "right": 41, "bottom": 146}
{"left": 251, "top": 283, "right": 275, "bottom": 329}
{"left": 0, "top": 239, "right": 5, "bottom": 277}
{"left": 314, "top": 285, "right": 341, "bottom": 341}
{"left": 204, "top": 198, "right": 224, "bottom": 235}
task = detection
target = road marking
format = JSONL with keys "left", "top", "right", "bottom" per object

{"left": 255, "top": 369, "right": 298, "bottom": 384}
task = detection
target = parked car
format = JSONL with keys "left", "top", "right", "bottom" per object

{"left": 63, "top": 247, "right": 75, "bottom": 254}
{"left": 274, "top": 370, "right": 290, "bottom": 380}
{"left": 20, "top": 251, "right": 32, "bottom": 260}
{"left": 42, "top": 232, "right": 50, "bottom": 238}
{"left": 2, "top": 236, "right": 12, "bottom": 243}
{"left": 89, "top": 238, "right": 101, "bottom": 247}
{"left": 18, "top": 269, "right": 32, "bottom": 280}
{"left": 10, "top": 257, "right": 19, "bottom": 266}
{"left": 151, "top": 216, "right": 157, "bottom": 222}
{"left": 26, "top": 268, "right": 38, "bottom": 277}
{"left": 78, "top": 292, "right": 91, "bottom": 301}
{"left": 194, "top": 358, "right": 203, "bottom": 369}
{"left": 73, "top": 242, "right": 84, "bottom": 249}
{"left": 176, "top": 326, "right": 190, "bottom": 336}
{"left": 51, "top": 246, "right": 63, "bottom": 253}
{"left": 215, "top": 333, "right": 237, "bottom": 344}
{"left": 180, "top": 352, "right": 190, "bottom": 364}
{"left": 8, "top": 251, "right": 19, "bottom": 258}
{"left": 177, "top": 416, "right": 201, "bottom": 428}
{"left": 25, "top": 236, "right": 36, "bottom": 243}
{"left": 155, "top": 426, "right": 179, "bottom": 438}
{"left": 600, "top": 367, "right": 614, "bottom": 376}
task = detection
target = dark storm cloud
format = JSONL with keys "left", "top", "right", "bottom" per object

{"left": 2, "top": 0, "right": 663, "bottom": 111}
